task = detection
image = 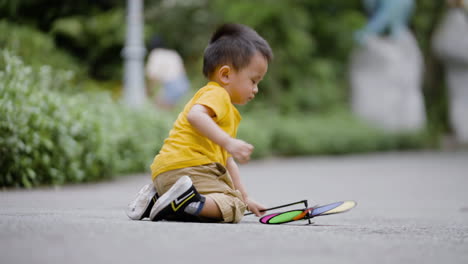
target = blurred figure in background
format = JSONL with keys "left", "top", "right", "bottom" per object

{"left": 146, "top": 36, "right": 190, "bottom": 110}
{"left": 349, "top": 0, "right": 426, "bottom": 132}
{"left": 354, "top": 0, "right": 414, "bottom": 44}
{"left": 432, "top": 0, "right": 468, "bottom": 144}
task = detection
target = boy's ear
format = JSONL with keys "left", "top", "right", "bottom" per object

{"left": 218, "top": 65, "right": 231, "bottom": 85}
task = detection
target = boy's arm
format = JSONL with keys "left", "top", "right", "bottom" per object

{"left": 188, "top": 104, "right": 266, "bottom": 215}
{"left": 226, "top": 157, "right": 266, "bottom": 216}
{"left": 187, "top": 104, "right": 253, "bottom": 164}
{"left": 226, "top": 157, "right": 248, "bottom": 200}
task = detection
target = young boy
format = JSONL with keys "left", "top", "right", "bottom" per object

{"left": 126, "top": 23, "right": 273, "bottom": 223}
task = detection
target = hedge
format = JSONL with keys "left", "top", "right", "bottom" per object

{"left": 238, "top": 110, "right": 430, "bottom": 158}
{"left": 0, "top": 51, "right": 173, "bottom": 187}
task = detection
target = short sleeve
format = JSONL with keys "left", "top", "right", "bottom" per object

{"left": 194, "top": 88, "right": 230, "bottom": 122}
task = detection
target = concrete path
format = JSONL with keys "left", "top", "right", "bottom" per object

{"left": 1, "top": 151, "right": 467, "bottom": 264}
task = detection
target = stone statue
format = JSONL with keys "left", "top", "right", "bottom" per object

{"left": 350, "top": 0, "right": 426, "bottom": 132}
{"left": 432, "top": 0, "right": 468, "bottom": 144}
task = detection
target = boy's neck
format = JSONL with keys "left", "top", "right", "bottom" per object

{"left": 209, "top": 75, "right": 223, "bottom": 86}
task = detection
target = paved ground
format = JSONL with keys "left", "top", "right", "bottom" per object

{"left": 1, "top": 151, "right": 467, "bottom": 264}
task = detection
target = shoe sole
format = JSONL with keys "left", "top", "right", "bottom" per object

{"left": 149, "top": 176, "right": 192, "bottom": 221}
{"left": 126, "top": 184, "right": 157, "bottom": 220}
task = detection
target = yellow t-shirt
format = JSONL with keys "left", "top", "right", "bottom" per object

{"left": 151, "top": 82, "right": 241, "bottom": 179}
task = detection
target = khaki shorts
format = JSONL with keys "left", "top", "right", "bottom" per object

{"left": 153, "top": 163, "right": 247, "bottom": 223}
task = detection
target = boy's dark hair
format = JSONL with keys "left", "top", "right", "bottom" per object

{"left": 203, "top": 23, "right": 273, "bottom": 78}
{"left": 149, "top": 36, "right": 165, "bottom": 50}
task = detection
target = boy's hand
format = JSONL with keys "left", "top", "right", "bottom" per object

{"left": 246, "top": 198, "right": 266, "bottom": 217}
{"left": 225, "top": 139, "right": 253, "bottom": 164}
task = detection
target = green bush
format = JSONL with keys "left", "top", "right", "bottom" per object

{"left": 238, "top": 112, "right": 276, "bottom": 159}
{"left": 51, "top": 9, "right": 126, "bottom": 80}
{"left": 0, "top": 20, "right": 123, "bottom": 95}
{"left": 239, "top": 110, "right": 430, "bottom": 157}
{"left": 276, "top": 112, "right": 429, "bottom": 155}
{"left": 0, "top": 20, "right": 85, "bottom": 79}
{"left": 0, "top": 51, "right": 173, "bottom": 188}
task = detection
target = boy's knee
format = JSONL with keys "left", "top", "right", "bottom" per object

{"left": 229, "top": 199, "right": 247, "bottom": 223}
{"left": 209, "top": 193, "right": 247, "bottom": 223}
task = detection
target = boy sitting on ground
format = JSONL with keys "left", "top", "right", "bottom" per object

{"left": 126, "top": 23, "right": 273, "bottom": 223}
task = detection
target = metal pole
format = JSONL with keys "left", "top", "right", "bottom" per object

{"left": 122, "top": 0, "right": 146, "bottom": 107}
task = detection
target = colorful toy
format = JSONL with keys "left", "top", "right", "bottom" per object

{"left": 245, "top": 200, "right": 356, "bottom": 225}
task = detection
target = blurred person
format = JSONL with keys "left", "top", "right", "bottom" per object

{"left": 126, "top": 23, "right": 273, "bottom": 223}
{"left": 145, "top": 36, "right": 190, "bottom": 110}
{"left": 350, "top": 0, "right": 426, "bottom": 132}
{"left": 355, "top": 0, "right": 414, "bottom": 44}
{"left": 432, "top": 0, "right": 468, "bottom": 144}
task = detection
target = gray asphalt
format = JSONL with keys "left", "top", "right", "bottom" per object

{"left": 1, "top": 151, "right": 467, "bottom": 264}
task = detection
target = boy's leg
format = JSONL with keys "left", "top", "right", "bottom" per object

{"left": 150, "top": 175, "right": 241, "bottom": 222}
{"left": 152, "top": 163, "right": 246, "bottom": 223}
{"left": 199, "top": 196, "right": 223, "bottom": 219}
{"left": 202, "top": 193, "right": 246, "bottom": 223}
{"left": 150, "top": 176, "right": 208, "bottom": 221}
{"left": 191, "top": 163, "right": 247, "bottom": 222}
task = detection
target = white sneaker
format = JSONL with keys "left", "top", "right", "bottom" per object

{"left": 126, "top": 183, "right": 158, "bottom": 220}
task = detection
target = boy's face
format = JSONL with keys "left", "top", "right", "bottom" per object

{"left": 225, "top": 52, "right": 268, "bottom": 105}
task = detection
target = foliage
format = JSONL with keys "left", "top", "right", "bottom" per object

{"left": 0, "top": 19, "right": 124, "bottom": 96}
{"left": 238, "top": 110, "right": 430, "bottom": 158}
{"left": 0, "top": 20, "right": 84, "bottom": 78}
{"left": 0, "top": 51, "right": 173, "bottom": 187}
{"left": 0, "top": 0, "right": 125, "bottom": 80}
{"left": 272, "top": 112, "right": 428, "bottom": 156}
{"left": 412, "top": 0, "right": 450, "bottom": 134}
{"left": 51, "top": 8, "right": 126, "bottom": 80}
{"left": 0, "top": 0, "right": 124, "bottom": 30}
